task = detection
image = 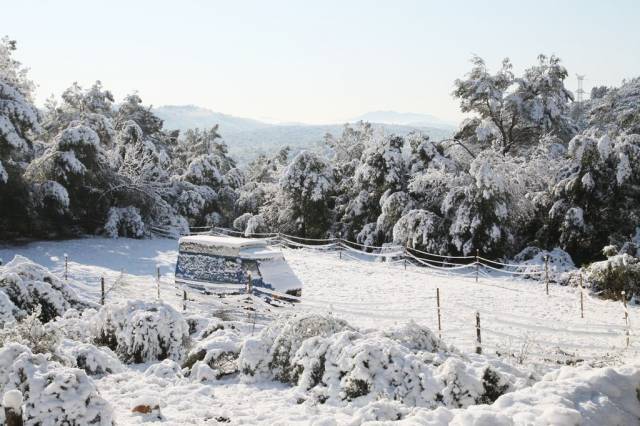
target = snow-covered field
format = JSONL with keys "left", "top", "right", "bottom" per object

{"left": 1, "top": 237, "right": 640, "bottom": 425}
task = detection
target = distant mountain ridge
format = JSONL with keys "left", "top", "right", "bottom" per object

{"left": 153, "top": 105, "right": 455, "bottom": 165}
{"left": 154, "top": 105, "right": 270, "bottom": 134}
{"left": 350, "top": 110, "right": 456, "bottom": 129}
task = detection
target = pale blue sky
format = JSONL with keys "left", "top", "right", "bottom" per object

{"left": 5, "top": 0, "right": 640, "bottom": 124}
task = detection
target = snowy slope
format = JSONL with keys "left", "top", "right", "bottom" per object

{"left": 1, "top": 237, "right": 640, "bottom": 425}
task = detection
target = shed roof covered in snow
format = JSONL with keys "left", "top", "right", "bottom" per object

{"left": 178, "top": 235, "right": 278, "bottom": 258}
{"left": 179, "top": 235, "right": 267, "bottom": 248}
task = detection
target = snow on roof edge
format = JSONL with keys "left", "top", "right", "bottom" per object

{"left": 178, "top": 235, "right": 268, "bottom": 248}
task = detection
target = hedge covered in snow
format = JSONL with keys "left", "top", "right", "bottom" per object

{"left": 238, "top": 314, "right": 532, "bottom": 408}
{"left": 94, "top": 300, "right": 190, "bottom": 363}
{"left": 385, "top": 365, "right": 640, "bottom": 425}
{"left": 584, "top": 253, "right": 640, "bottom": 299}
{"left": 0, "top": 343, "right": 114, "bottom": 425}
{"left": 0, "top": 255, "right": 94, "bottom": 323}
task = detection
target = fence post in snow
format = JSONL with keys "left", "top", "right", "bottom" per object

{"left": 404, "top": 245, "right": 407, "bottom": 270}
{"left": 622, "top": 291, "right": 630, "bottom": 348}
{"left": 100, "top": 277, "right": 105, "bottom": 306}
{"left": 3, "top": 389, "right": 23, "bottom": 426}
{"left": 156, "top": 266, "right": 161, "bottom": 301}
{"left": 183, "top": 289, "right": 187, "bottom": 312}
{"left": 64, "top": 253, "right": 68, "bottom": 281}
{"left": 475, "top": 250, "right": 479, "bottom": 283}
{"left": 475, "top": 312, "right": 482, "bottom": 354}
{"left": 579, "top": 273, "right": 584, "bottom": 319}
{"left": 436, "top": 288, "right": 442, "bottom": 340}
{"left": 247, "top": 272, "right": 253, "bottom": 295}
{"left": 338, "top": 232, "right": 342, "bottom": 260}
{"left": 544, "top": 255, "right": 549, "bottom": 295}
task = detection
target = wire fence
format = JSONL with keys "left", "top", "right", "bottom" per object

{"left": 55, "top": 225, "right": 637, "bottom": 365}
{"left": 175, "top": 226, "right": 550, "bottom": 280}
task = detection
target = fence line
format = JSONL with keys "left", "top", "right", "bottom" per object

{"left": 150, "top": 224, "right": 548, "bottom": 278}
{"left": 107, "top": 225, "right": 635, "bottom": 361}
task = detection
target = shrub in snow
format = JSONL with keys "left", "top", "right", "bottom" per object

{"left": 58, "top": 339, "right": 123, "bottom": 376}
{"left": 393, "top": 209, "right": 447, "bottom": 255}
{"left": 145, "top": 359, "right": 183, "bottom": 380}
{"left": 584, "top": 254, "right": 640, "bottom": 299}
{"left": 0, "top": 255, "right": 93, "bottom": 323}
{"left": 104, "top": 206, "right": 145, "bottom": 238}
{"left": 397, "top": 364, "right": 640, "bottom": 425}
{"left": 511, "top": 246, "right": 575, "bottom": 281}
{"left": 94, "top": 300, "right": 190, "bottom": 363}
{"left": 244, "top": 214, "right": 267, "bottom": 236}
{"left": 53, "top": 307, "right": 99, "bottom": 343}
{"left": 0, "top": 306, "right": 62, "bottom": 356}
{"left": 185, "top": 328, "right": 243, "bottom": 381}
{"left": 291, "top": 324, "right": 519, "bottom": 407}
{"left": 239, "top": 315, "right": 526, "bottom": 408}
{"left": 0, "top": 290, "right": 21, "bottom": 326}
{"left": 0, "top": 343, "right": 113, "bottom": 425}
{"left": 238, "top": 314, "right": 352, "bottom": 383}
{"left": 233, "top": 212, "right": 252, "bottom": 232}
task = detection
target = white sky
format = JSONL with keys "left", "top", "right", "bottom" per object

{"left": 5, "top": 0, "right": 640, "bottom": 124}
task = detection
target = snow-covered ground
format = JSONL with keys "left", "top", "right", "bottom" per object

{"left": 1, "top": 237, "right": 640, "bottom": 425}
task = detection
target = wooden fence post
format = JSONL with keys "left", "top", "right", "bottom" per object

{"left": 404, "top": 245, "right": 407, "bottom": 270}
{"left": 544, "top": 255, "right": 549, "bottom": 295}
{"left": 338, "top": 233, "right": 342, "bottom": 259}
{"left": 579, "top": 273, "right": 584, "bottom": 319}
{"left": 64, "top": 253, "right": 68, "bottom": 281}
{"left": 156, "top": 266, "right": 161, "bottom": 301}
{"left": 475, "top": 250, "right": 479, "bottom": 283}
{"left": 622, "top": 291, "right": 630, "bottom": 348}
{"left": 475, "top": 312, "right": 482, "bottom": 354}
{"left": 183, "top": 289, "right": 187, "bottom": 312}
{"left": 436, "top": 288, "right": 442, "bottom": 340}
{"left": 3, "top": 389, "right": 23, "bottom": 426}
{"left": 100, "top": 277, "right": 105, "bottom": 306}
{"left": 247, "top": 272, "right": 253, "bottom": 295}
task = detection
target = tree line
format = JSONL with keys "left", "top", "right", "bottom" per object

{"left": 1, "top": 37, "right": 639, "bottom": 264}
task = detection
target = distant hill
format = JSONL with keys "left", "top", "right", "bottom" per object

{"left": 350, "top": 110, "right": 456, "bottom": 129}
{"left": 154, "top": 106, "right": 455, "bottom": 166}
{"left": 154, "top": 105, "right": 270, "bottom": 133}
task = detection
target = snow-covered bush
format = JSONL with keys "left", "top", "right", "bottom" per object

{"left": 0, "top": 307, "right": 62, "bottom": 355}
{"left": 0, "top": 343, "right": 114, "bottom": 425}
{"left": 58, "top": 340, "right": 123, "bottom": 376}
{"left": 232, "top": 212, "right": 252, "bottom": 232}
{"left": 238, "top": 314, "right": 352, "bottom": 383}
{"left": 52, "top": 307, "right": 99, "bottom": 342}
{"left": 394, "top": 364, "right": 640, "bottom": 425}
{"left": 293, "top": 324, "right": 524, "bottom": 407}
{"left": 183, "top": 326, "right": 243, "bottom": 381}
{"left": 239, "top": 315, "right": 528, "bottom": 408}
{"left": 393, "top": 209, "right": 447, "bottom": 254}
{"left": 584, "top": 254, "right": 640, "bottom": 299}
{"left": 104, "top": 206, "right": 145, "bottom": 238}
{"left": 94, "top": 301, "right": 189, "bottom": 363}
{"left": 145, "top": 359, "right": 183, "bottom": 380}
{"left": 511, "top": 246, "right": 575, "bottom": 281}
{"left": 0, "top": 255, "right": 94, "bottom": 323}
{"left": 0, "top": 291, "right": 21, "bottom": 326}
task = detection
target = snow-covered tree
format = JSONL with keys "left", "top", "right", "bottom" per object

{"left": 453, "top": 55, "right": 575, "bottom": 155}
{"left": 587, "top": 77, "right": 640, "bottom": 135}
{"left": 0, "top": 38, "right": 41, "bottom": 238}
{"left": 543, "top": 130, "right": 640, "bottom": 263}
{"left": 265, "top": 151, "right": 334, "bottom": 237}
